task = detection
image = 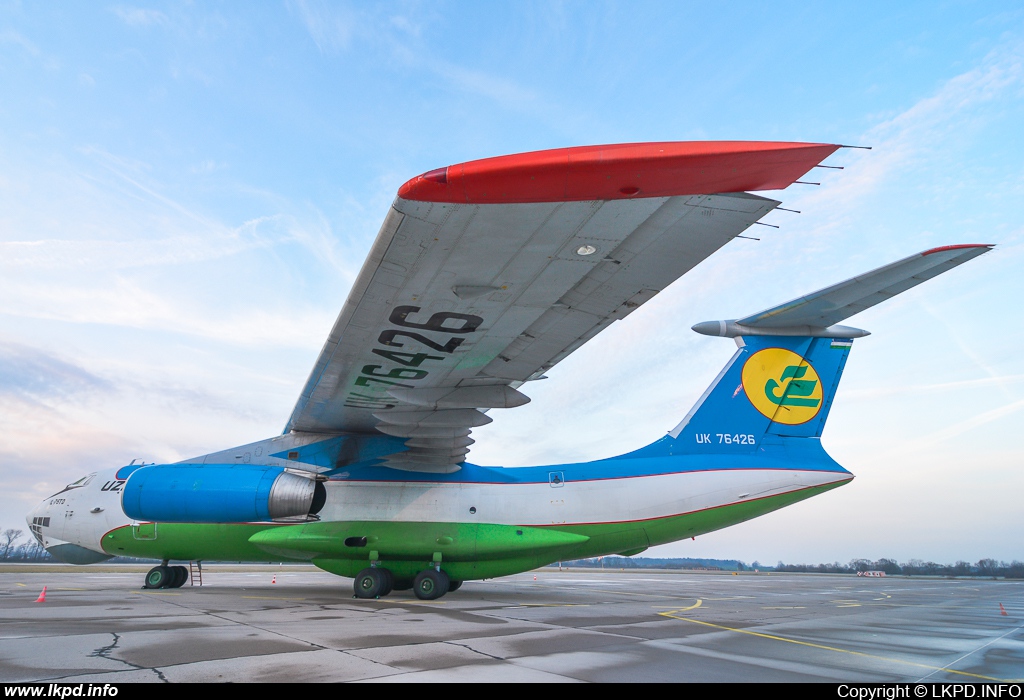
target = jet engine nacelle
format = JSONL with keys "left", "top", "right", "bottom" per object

{"left": 121, "top": 465, "right": 326, "bottom": 523}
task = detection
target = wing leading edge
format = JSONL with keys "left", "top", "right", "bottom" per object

{"left": 286, "top": 141, "right": 841, "bottom": 472}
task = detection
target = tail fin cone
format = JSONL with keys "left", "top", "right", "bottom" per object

{"left": 692, "top": 320, "right": 868, "bottom": 339}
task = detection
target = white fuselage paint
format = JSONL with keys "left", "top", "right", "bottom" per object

{"left": 321, "top": 468, "right": 844, "bottom": 527}
{"left": 29, "top": 465, "right": 848, "bottom": 557}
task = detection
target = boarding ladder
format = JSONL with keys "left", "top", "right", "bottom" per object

{"left": 189, "top": 560, "right": 203, "bottom": 586}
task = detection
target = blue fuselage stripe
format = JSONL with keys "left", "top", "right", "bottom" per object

{"left": 323, "top": 452, "right": 850, "bottom": 485}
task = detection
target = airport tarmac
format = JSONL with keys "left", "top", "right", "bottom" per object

{"left": 1, "top": 565, "right": 1021, "bottom": 683}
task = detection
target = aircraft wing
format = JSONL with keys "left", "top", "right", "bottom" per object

{"left": 285, "top": 141, "right": 840, "bottom": 472}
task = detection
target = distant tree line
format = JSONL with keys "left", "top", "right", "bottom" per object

{"left": 552, "top": 555, "right": 1023, "bottom": 578}
{"left": 1, "top": 529, "right": 50, "bottom": 561}
{"left": 0, "top": 529, "right": 159, "bottom": 563}
{"left": 770, "top": 557, "right": 1024, "bottom": 578}
{"left": 4, "top": 528, "right": 1020, "bottom": 577}
{"left": 552, "top": 556, "right": 747, "bottom": 571}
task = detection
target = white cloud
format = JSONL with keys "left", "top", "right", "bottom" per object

{"left": 290, "top": 3, "right": 537, "bottom": 109}
{"left": 0, "top": 342, "right": 112, "bottom": 404}
{"left": 842, "top": 373, "right": 1024, "bottom": 401}
{"left": 0, "top": 141, "right": 364, "bottom": 352}
{"left": 0, "top": 30, "right": 40, "bottom": 56}
{"left": 389, "top": 14, "right": 421, "bottom": 37}
{"left": 292, "top": 0, "right": 354, "bottom": 53}
{"left": 792, "top": 37, "right": 1024, "bottom": 223}
{"left": 921, "top": 397, "right": 1024, "bottom": 444}
{"left": 111, "top": 6, "right": 168, "bottom": 27}
{"left": 189, "top": 159, "right": 224, "bottom": 175}
{"left": 0, "top": 267, "right": 337, "bottom": 349}
{"left": 424, "top": 56, "right": 539, "bottom": 106}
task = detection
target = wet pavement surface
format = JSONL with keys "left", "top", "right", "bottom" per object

{"left": 1, "top": 566, "right": 1021, "bottom": 683}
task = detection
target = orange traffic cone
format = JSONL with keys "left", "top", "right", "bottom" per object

{"left": 34, "top": 586, "right": 47, "bottom": 603}
{"left": 271, "top": 575, "right": 277, "bottom": 584}
{"left": 999, "top": 603, "right": 1008, "bottom": 616}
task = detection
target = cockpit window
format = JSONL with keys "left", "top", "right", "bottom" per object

{"left": 64, "top": 473, "right": 96, "bottom": 490}
{"left": 44, "top": 472, "right": 98, "bottom": 500}
{"left": 29, "top": 516, "right": 50, "bottom": 545}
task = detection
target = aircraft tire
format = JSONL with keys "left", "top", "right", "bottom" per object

{"left": 169, "top": 566, "right": 189, "bottom": 588}
{"left": 447, "top": 580, "right": 462, "bottom": 592}
{"left": 144, "top": 565, "right": 171, "bottom": 589}
{"left": 378, "top": 568, "right": 394, "bottom": 597}
{"left": 353, "top": 568, "right": 386, "bottom": 599}
{"left": 392, "top": 578, "right": 413, "bottom": 591}
{"left": 413, "top": 569, "right": 449, "bottom": 600}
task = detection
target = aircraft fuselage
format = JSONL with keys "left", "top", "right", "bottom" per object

{"left": 29, "top": 446, "right": 851, "bottom": 582}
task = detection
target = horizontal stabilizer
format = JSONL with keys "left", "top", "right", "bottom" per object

{"left": 694, "top": 244, "right": 992, "bottom": 337}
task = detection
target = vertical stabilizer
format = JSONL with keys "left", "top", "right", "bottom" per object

{"left": 661, "top": 334, "right": 852, "bottom": 452}
{"left": 624, "top": 245, "right": 991, "bottom": 459}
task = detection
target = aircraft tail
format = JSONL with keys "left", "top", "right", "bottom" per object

{"left": 667, "top": 334, "right": 852, "bottom": 451}
{"left": 637, "top": 245, "right": 992, "bottom": 455}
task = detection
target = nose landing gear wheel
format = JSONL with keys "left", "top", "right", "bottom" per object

{"left": 353, "top": 568, "right": 389, "bottom": 598}
{"left": 413, "top": 569, "right": 450, "bottom": 600}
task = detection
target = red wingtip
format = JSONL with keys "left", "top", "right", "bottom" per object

{"left": 921, "top": 244, "right": 995, "bottom": 256}
{"left": 398, "top": 141, "right": 842, "bottom": 204}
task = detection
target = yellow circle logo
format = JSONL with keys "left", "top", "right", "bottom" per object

{"left": 742, "top": 348, "right": 823, "bottom": 425}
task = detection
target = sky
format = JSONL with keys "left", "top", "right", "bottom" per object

{"left": 1, "top": 1, "right": 1022, "bottom": 566}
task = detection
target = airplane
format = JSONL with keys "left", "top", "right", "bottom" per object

{"left": 25, "top": 141, "right": 991, "bottom": 600}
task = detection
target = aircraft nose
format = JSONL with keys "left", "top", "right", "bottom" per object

{"left": 26, "top": 500, "right": 44, "bottom": 528}
{"left": 25, "top": 499, "right": 50, "bottom": 546}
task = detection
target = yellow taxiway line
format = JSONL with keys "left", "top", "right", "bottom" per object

{"left": 132, "top": 590, "right": 182, "bottom": 596}
{"left": 657, "top": 611, "right": 1015, "bottom": 682}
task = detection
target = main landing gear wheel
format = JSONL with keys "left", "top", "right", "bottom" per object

{"left": 169, "top": 565, "right": 189, "bottom": 588}
{"left": 392, "top": 578, "right": 413, "bottom": 592}
{"left": 353, "top": 568, "right": 391, "bottom": 599}
{"left": 144, "top": 564, "right": 189, "bottom": 589}
{"left": 413, "top": 569, "right": 449, "bottom": 600}
{"left": 447, "top": 580, "right": 463, "bottom": 592}
{"left": 378, "top": 568, "right": 394, "bottom": 597}
{"left": 144, "top": 565, "right": 171, "bottom": 589}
